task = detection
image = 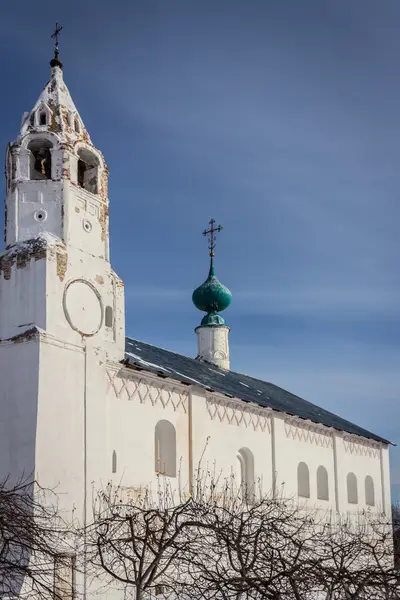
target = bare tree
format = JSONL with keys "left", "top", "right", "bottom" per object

{"left": 0, "top": 477, "right": 73, "bottom": 599}
{"left": 87, "top": 481, "right": 204, "bottom": 600}
{"left": 88, "top": 477, "right": 400, "bottom": 600}
{"left": 392, "top": 504, "right": 400, "bottom": 570}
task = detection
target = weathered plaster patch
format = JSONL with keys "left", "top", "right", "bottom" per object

{"left": 56, "top": 247, "right": 68, "bottom": 281}
{"left": 99, "top": 204, "right": 109, "bottom": 242}
{"left": 0, "top": 238, "right": 48, "bottom": 280}
{"left": 7, "top": 326, "right": 38, "bottom": 344}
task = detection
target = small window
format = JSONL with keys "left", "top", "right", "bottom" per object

{"left": 39, "top": 112, "right": 47, "bottom": 126}
{"left": 105, "top": 306, "right": 113, "bottom": 328}
{"left": 155, "top": 585, "right": 165, "bottom": 596}
{"left": 365, "top": 475, "right": 375, "bottom": 507}
{"left": 112, "top": 450, "right": 117, "bottom": 474}
{"left": 237, "top": 447, "right": 255, "bottom": 502}
{"left": 297, "top": 462, "right": 310, "bottom": 498}
{"left": 27, "top": 138, "right": 53, "bottom": 180}
{"left": 77, "top": 148, "right": 98, "bottom": 194}
{"left": 347, "top": 472, "right": 358, "bottom": 504}
{"left": 317, "top": 465, "right": 329, "bottom": 500}
{"left": 155, "top": 420, "right": 176, "bottom": 477}
{"left": 74, "top": 117, "right": 81, "bottom": 133}
{"left": 54, "top": 554, "right": 75, "bottom": 600}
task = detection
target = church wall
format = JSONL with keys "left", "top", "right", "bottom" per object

{"left": 0, "top": 337, "right": 40, "bottom": 485}
{"left": 104, "top": 368, "right": 390, "bottom": 519}
{"left": 36, "top": 337, "right": 86, "bottom": 519}
{"left": 106, "top": 366, "right": 190, "bottom": 493}
{"left": 334, "top": 433, "right": 387, "bottom": 514}
{"left": 273, "top": 414, "right": 336, "bottom": 507}
{"left": 0, "top": 252, "right": 47, "bottom": 340}
{"left": 191, "top": 389, "right": 273, "bottom": 494}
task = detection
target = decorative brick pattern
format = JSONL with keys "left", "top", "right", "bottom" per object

{"left": 107, "top": 368, "right": 188, "bottom": 413}
{"left": 206, "top": 394, "right": 271, "bottom": 432}
{"left": 343, "top": 434, "right": 380, "bottom": 458}
{"left": 284, "top": 417, "right": 333, "bottom": 448}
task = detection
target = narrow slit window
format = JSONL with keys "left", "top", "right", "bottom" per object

{"left": 39, "top": 112, "right": 47, "bottom": 126}
{"left": 112, "top": 450, "right": 117, "bottom": 474}
{"left": 105, "top": 306, "right": 113, "bottom": 328}
{"left": 54, "top": 554, "right": 76, "bottom": 600}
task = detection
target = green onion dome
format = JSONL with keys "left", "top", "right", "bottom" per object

{"left": 192, "top": 258, "right": 232, "bottom": 324}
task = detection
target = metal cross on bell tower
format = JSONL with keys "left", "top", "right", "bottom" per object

{"left": 50, "top": 23, "right": 63, "bottom": 68}
{"left": 202, "top": 218, "right": 223, "bottom": 258}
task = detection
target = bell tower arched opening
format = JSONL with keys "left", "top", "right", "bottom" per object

{"left": 77, "top": 148, "right": 98, "bottom": 194}
{"left": 28, "top": 138, "right": 53, "bottom": 180}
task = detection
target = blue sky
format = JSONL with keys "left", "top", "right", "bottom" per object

{"left": 1, "top": 1, "right": 399, "bottom": 499}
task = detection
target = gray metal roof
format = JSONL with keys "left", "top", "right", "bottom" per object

{"left": 125, "top": 337, "right": 390, "bottom": 444}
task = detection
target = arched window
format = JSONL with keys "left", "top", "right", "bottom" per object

{"left": 112, "top": 450, "right": 117, "bottom": 474}
{"left": 74, "top": 117, "right": 81, "bottom": 133}
{"left": 155, "top": 420, "right": 176, "bottom": 477}
{"left": 297, "top": 462, "right": 310, "bottom": 498}
{"left": 316, "top": 465, "right": 329, "bottom": 500}
{"left": 347, "top": 472, "right": 358, "bottom": 504}
{"left": 27, "top": 138, "right": 53, "bottom": 180}
{"left": 77, "top": 148, "right": 98, "bottom": 194}
{"left": 105, "top": 306, "right": 113, "bottom": 328}
{"left": 237, "top": 447, "right": 255, "bottom": 502}
{"left": 365, "top": 475, "right": 375, "bottom": 507}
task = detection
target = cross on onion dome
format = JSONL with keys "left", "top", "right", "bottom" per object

{"left": 202, "top": 218, "right": 223, "bottom": 258}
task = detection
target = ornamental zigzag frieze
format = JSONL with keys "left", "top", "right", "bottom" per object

{"left": 284, "top": 417, "right": 333, "bottom": 448}
{"left": 343, "top": 435, "right": 380, "bottom": 458}
{"left": 106, "top": 369, "right": 188, "bottom": 413}
{"left": 206, "top": 395, "right": 271, "bottom": 432}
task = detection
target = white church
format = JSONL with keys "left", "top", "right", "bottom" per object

{"left": 0, "top": 41, "right": 392, "bottom": 596}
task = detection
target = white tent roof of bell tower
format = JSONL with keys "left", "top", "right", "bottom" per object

{"left": 19, "top": 65, "right": 92, "bottom": 146}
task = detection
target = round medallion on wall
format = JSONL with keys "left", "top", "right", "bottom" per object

{"left": 34, "top": 209, "right": 47, "bottom": 223}
{"left": 82, "top": 219, "right": 92, "bottom": 233}
{"left": 63, "top": 279, "right": 103, "bottom": 336}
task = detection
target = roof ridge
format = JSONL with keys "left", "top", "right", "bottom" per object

{"left": 124, "top": 336, "right": 391, "bottom": 445}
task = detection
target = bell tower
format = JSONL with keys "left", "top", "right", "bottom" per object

{"left": 0, "top": 31, "right": 125, "bottom": 526}
{"left": 1, "top": 35, "right": 124, "bottom": 356}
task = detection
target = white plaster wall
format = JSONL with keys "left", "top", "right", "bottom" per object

{"left": 0, "top": 254, "right": 47, "bottom": 339}
{"left": 191, "top": 389, "right": 273, "bottom": 494}
{"left": 274, "top": 414, "right": 336, "bottom": 508}
{"left": 0, "top": 339, "right": 40, "bottom": 485}
{"left": 35, "top": 339, "right": 85, "bottom": 518}
{"left": 196, "top": 326, "right": 230, "bottom": 370}
{"left": 106, "top": 367, "right": 190, "bottom": 493}
{"left": 335, "top": 433, "right": 385, "bottom": 514}
{"left": 12, "top": 180, "right": 63, "bottom": 243}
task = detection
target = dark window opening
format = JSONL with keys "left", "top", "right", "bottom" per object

{"left": 77, "top": 149, "right": 98, "bottom": 194}
{"left": 112, "top": 450, "right": 117, "bottom": 474}
{"left": 105, "top": 306, "right": 113, "bottom": 328}
{"left": 28, "top": 139, "right": 53, "bottom": 180}
{"left": 39, "top": 112, "right": 47, "bottom": 126}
